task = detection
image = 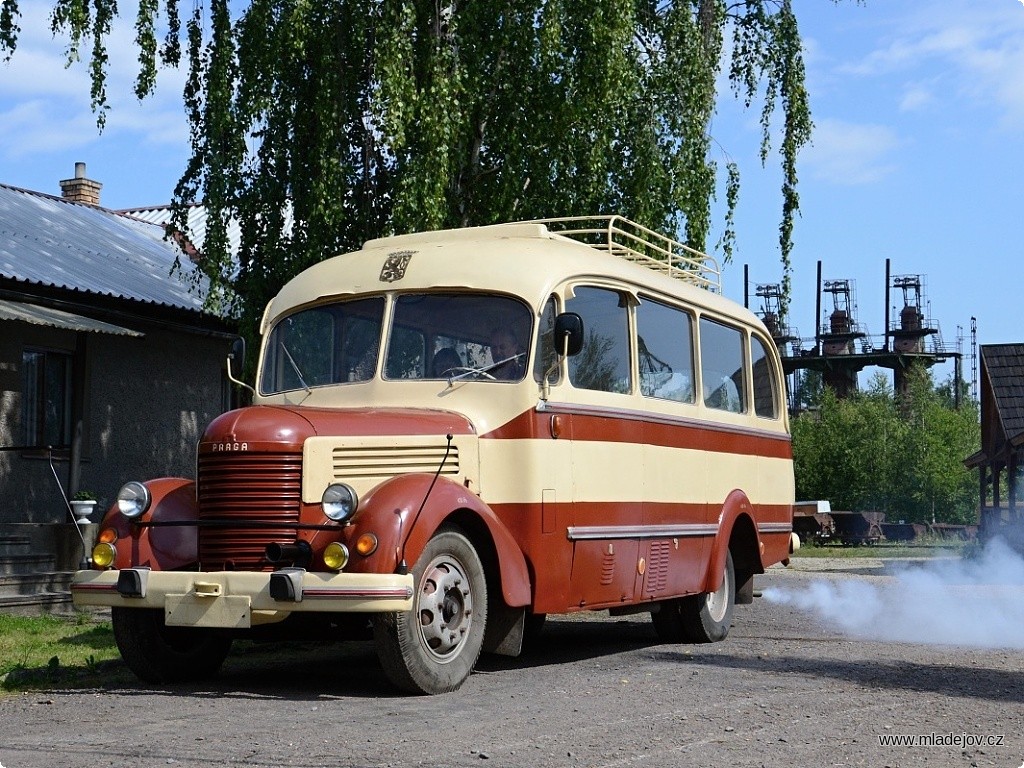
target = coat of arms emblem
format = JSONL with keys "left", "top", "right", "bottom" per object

{"left": 380, "top": 250, "right": 415, "bottom": 282}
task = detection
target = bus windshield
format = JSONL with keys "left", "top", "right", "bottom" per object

{"left": 385, "top": 293, "right": 532, "bottom": 382}
{"left": 260, "top": 293, "right": 533, "bottom": 394}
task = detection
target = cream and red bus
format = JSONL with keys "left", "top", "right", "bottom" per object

{"left": 72, "top": 216, "right": 796, "bottom": 694}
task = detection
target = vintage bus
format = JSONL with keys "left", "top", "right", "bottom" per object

{"left": 72, "top": 216, "right": 796, "bottom": 694}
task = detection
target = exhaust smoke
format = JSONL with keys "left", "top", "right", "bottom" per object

{"left": 762, "top": 537, "right": 1024, "bottom": 649}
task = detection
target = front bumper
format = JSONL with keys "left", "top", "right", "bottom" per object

{"left": 71, "top": 568, "right": 414, "bottom": 629}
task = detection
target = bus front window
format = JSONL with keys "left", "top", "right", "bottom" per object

{"left": 260, "top": 297, "right": 385, "bottom": 395}
{"left": 384, "top": 294, "right": 533, "bottom": 382}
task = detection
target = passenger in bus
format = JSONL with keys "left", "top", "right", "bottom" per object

{"left": 431, "top": 347, "right": 463, "bottom": 378}
{"left": 489, "top": 327, "right": 525, "bottom": 380}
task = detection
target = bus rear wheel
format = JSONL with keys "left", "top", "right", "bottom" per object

{"left": 652, "top": 551, "right": 735, "bottom": 644}
{"left": 680, "top": 550, "right": 735, "bottom": 643}
{"left": 112, "top": 607, "right": 233, "bottom": 683}
{"left": 373, "top": 529, "right": 488, "bottom": 694}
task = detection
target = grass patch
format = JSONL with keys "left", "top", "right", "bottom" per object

{"left": 0, "top": 612, "right": 130, "bottom": 693}
{"left": 793, "top": 538, "right": 967, "bottom": 559}
{"left": 0, "top": 614, "right": 349, "bottom": 695}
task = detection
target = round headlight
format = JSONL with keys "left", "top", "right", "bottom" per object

{"left": 117, "top": 481, "right": 151, "bottom": 519}
{"left": 322, "top": 483, "right": 359, "bottom": 523}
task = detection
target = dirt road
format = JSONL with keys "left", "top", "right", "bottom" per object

{"left": 1, "top": 558, "right": 1021, "bottom": 768}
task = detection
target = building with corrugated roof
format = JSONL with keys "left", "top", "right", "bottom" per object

{"left": 964, "top": 343, "right": 1024, "bottom": 549}
{"left": 0, "top": 164, "right": 237, "bottom": 608}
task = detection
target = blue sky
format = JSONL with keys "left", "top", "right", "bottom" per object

{"left": 2, "top": 0, "right": 1022, "bottom": 387}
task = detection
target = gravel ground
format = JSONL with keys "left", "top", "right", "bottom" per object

{"left": 0, "top": 557, "right": 1021, "bottom": 768}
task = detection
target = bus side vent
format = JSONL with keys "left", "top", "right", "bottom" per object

{"left": 600, "top": 551, "right": 616, "bottom": 586}
{"left": 645, "top": 540, "right": 671, "bottom": 594}
{"left": 331, "top": 443, "right": 460, "bottom": 480}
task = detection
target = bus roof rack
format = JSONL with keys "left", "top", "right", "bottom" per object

{"left": 521, "top": 215, "right": 721, "bottom": 293}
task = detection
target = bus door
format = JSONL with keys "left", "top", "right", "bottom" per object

{"left": 564, "top": 409, "right": 643, "bottom": 609}
{"left": 561, "top": 286, "right": 643, "bottom": 609}
{"left": 636, "top": 297, "right": 709, "bottom": 598}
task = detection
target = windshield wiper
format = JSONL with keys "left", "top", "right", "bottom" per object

{"left": 279, "top": 342, "right": 312, "bottom": 394}
{"left": 447, "top": 353, "right": 525, "bottom": 384}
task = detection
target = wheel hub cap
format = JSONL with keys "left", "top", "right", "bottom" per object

{"left": 418, "top": 557, "right": 473, "bottom": 659}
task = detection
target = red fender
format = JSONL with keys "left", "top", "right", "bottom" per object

{"left": 96, "top": 478, "right": 198, "bottom": 571}
{"left": 702, "top": 489, "right": 758, "bottom": 594}
{"left": 345, "top": 473, "right": 532, "bottom": 607}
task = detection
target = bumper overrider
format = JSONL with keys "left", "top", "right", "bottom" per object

{"left": 71, "top": 569, "right": 415, "bottom": 629}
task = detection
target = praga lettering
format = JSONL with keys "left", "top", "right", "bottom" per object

{"left": 211, "top": 442, "right": 248, "bottom": 452}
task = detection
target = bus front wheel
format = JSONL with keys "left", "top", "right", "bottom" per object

{"left": 112, "top": 607, "right": 232, "bottom": 683}
{"left": 373, "top": 529, "right": 488, "bottom": 694}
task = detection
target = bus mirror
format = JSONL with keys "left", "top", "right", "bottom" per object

{"left": 230, "top": 337, "right": 246, "bottom": 367}
{"left": 226, "top": 337, "right": 255, "bottom": 397}
{"left": 554, "top": 312, "right": 584, "bottom": 357}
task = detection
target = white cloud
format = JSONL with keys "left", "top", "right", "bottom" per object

{"left": 0, "top": 100, "right": 98, "bottom": 158}
{"left": 0, "top": 0, "right": 189, "bottom": 159}
{"left": 803, "top": 118, "right": 901, "bottom": 186}
{"left": 838, "top": 3, "right": 1024, "bottom": 130}
{"left": 899, "top": 82, "right": 935, "bottom": 113}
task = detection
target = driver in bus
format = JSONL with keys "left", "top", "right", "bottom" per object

{"left": 490, "top": 327, "right": 525, "bottom": 380}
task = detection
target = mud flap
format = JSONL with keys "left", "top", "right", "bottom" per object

{"left": 483, "top": 601, "right": 525, "bottom": 657}
{"left": 736, "top": 570, "right": 755, "bottom": 605}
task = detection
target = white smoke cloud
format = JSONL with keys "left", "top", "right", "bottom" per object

{"left": 763, "top": 538, "right": 1024, "bottom": 649}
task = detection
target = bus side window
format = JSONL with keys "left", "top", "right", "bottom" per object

{"left": 699, "top": 318, "right": 746, "bottom": 413}
{"left": 636, "top": 297, "right": 695, "bottom": 403}
{"left": 751, "top": 335, "right": 780, "bottom": 418}
{"left": 565, "top": 287, "right": 631, "bottom": 394}
{"left": 533, "top": 297, "right": 559, "bottom": 383}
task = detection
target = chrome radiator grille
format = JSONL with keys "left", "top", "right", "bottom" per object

{"left": 197, "top": 451, "right": 302, "bottom": 570}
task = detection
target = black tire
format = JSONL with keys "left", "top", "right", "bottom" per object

{"left": 651, "top": 599, "right": 686, "bottom": 643}
{"left": 111, "top": 607, "right": 233, "bottom": 683}
{"left": 679, "top": 550, "right": 735, "bottom": 643}
{"left": 373, "top": 529, "right": 488, "bottom": 694}
{"left": 524, "top": 612, "right": 547, "bottom": 642}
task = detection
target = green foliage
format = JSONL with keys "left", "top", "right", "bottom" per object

{"left": 0, "top": 613, "right": 123, "bottom": 693}
{"left": 792, "top": 370, "right": 980, "bottom": 525}
{"left": 1, "top": 1, "right": 819, "bottom": 338}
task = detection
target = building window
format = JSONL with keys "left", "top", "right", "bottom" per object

{"left": 23, "top": 349, "right": 73, "bottom": 448}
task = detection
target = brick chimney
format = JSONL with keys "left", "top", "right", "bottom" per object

{"left": 59, "top": 162, "right": 102, "bottom": 206}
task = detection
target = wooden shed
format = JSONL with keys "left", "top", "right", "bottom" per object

{"left": 963, "top": 343, "right": 1024, "bottom": 540}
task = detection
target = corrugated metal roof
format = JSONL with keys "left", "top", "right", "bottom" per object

{"left": 0, "top": 184, "right": 212, "bottom": 313}
{"left": 123, "top": 203, "right": 244, "bottom": 259}
{"left": 981, "top": 343, "right": 1024, "bottom": 446}
{"left": 0, "top": 298, "right": 144, "bottom": 336}
{"left": 121, "top": 201, "right": 293, "bottom": 259}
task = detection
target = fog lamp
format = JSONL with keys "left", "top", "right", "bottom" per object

{"left": 323, "top": 542, "right": 350, "bottom": 571}
{"left": 92, "top": 541, "right": 117, "bottom": 569}
{"left": 355, "top": 533, "right": 378, "bottom": 557}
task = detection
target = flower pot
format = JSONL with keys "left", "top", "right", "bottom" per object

{"left": 70, "top": 499, "right": 97, "bottom": 524}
